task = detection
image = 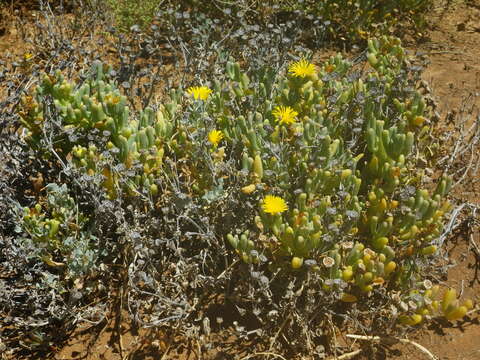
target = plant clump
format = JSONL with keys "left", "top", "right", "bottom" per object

{"left": 13, "top": 183, "right": 96, "bottom": 279}
{"left": 13, "top": 35, "right": 472, "bottom": 356}
{"left": 124, "top": 0, "right": 432, "bottom": 44}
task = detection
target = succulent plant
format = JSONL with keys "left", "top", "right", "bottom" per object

{"left": 217, "top": 36, "right": 470, "bottom": 322}
{"left": 18, "top": 36, "right": 471, "bottom": 329}
{"left": 19, "top": 63, "right": 177, "bottom": 198}
{"left": 13, "top": 183, "right": 96, "bottom": 278}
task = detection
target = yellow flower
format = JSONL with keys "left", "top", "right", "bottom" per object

{"left": 208, "top": 129, "right": 223, "bottom": 146}
{"left": 288, "top": 58, "right": 316, "bottom": 78}
{"left": 262, "top": 195, "right": 288, "bottom": 214}
{"left": 187, "top": 86, "right": 213, "bottom": 100}
{"left": 272, "top": 106, "right": 298, "bottom": 125}
{"left": 23, "top": 53, "right": 33, "bottom": 61}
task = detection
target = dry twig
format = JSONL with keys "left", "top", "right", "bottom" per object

{"left": 346, "top": 334, "right": 439, "bottom": 360}
{"left": 240, "top": 352, "right": 288, "bottom": 360}
{"left": 267, "top": 314, "right": 291, "bottom": 355}
{"left": 326, "top": 349, "right": 362, "bottom": 360}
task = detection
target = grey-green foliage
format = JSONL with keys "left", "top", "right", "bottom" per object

{"left": 106, "top": 0, "right": 163, "bottom": 32}
{"left": 13, "top": 183, "right": 97, "bottom": 279}
{"left": 9, "top": 32, "right": 470, "bottom": 357}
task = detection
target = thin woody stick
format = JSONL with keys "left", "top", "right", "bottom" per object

{"left": 346, "top": 334, "right": 439, "bottom": 360}
{"left": 326, "top": 349, "right": 362, "bottom": 360}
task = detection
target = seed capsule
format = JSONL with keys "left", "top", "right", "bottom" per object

{"left": 421, "top": 245, "right": 437, "bottom": 256}
{"left": 342, "top": 266, "right": 353, "bottom": 281}
{"left": 399, "top": 314, "right": 422, "bottom": 326}
{"left": 384, "top": 261, "right": 397, "bottom": 276}
{"left": 442, "top": 288, "right": 457, "bottom": 313}
{"left": 241, "top": 184, "right": 256, "bottom": 194}
{"left": 291, "top": 257, "right": 303, "bottom": 269}
{"left": 341, "top": 293, "right": 357, "bottom": 302}
{"left": 445, "top": 306, "right": 468, "bottom": 321}
{"left": 149, "top": 184, "right": 158, "bottom": 196}
{"left": 463, "top": 299, "right": 474, "bottom": 310}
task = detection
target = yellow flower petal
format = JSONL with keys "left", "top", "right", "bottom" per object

{"left": 288, "top": 58, "right": 316, "bottom": 78}
{"left": 272, "top": 106, "right": 298, "bottom": 125}
{"left": 187, "top": 86, "right": 213, "bottom": 100}
{"left": 208, "top": 129, "right": 223, "bottom": 146}
{"left": 262, "top": 195, "right": 288, "bottom": 214}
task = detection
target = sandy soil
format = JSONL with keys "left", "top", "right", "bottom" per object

{"left": 390, "top": 1, "right": 480, "bottom": 359}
